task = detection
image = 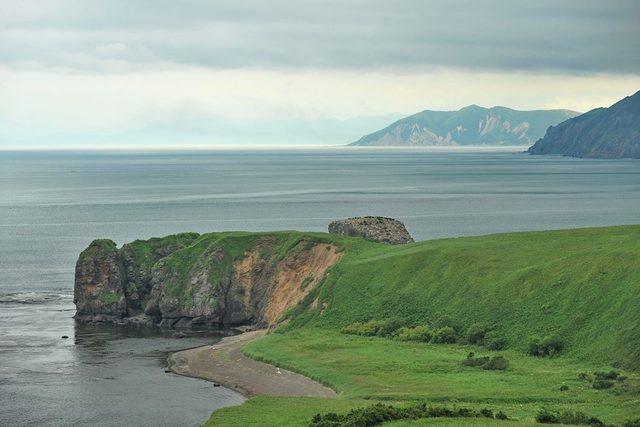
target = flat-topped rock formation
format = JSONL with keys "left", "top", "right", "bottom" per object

{"left": 328, "top": 216, "right": 414, "bottom": 244}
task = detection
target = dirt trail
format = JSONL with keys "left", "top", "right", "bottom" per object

{"left": 167, "top": 330, "right": 337, "bottom": 398}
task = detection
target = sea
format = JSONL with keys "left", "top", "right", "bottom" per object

{"left": 1, "top": 148, "right": 639, "bottom": 426}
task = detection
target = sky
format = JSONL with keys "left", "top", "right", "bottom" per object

{"left": 1, "top": 0, "right": 639, "bottom": 148}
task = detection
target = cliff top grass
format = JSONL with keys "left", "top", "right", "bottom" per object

{"left": 205, "top": 224, "right": 640, "bottom": 426}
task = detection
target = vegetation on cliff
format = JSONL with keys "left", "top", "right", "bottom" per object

{"left": 208, "top": 225, "right": 640, "bottom": 426}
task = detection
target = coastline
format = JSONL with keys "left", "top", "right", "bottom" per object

{"left": 167, "top": 330, "right": 336, "bottom": 398}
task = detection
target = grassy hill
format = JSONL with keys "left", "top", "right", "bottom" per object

{"left": 204, "top": 225, "right": 640, "bottom": 426}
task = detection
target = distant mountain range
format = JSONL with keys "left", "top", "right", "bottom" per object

{"left": 349, "top": 105, "right": 579, "bottom": 146}
{"left": 528, "top": 90, "right": 640, "bottom": 159}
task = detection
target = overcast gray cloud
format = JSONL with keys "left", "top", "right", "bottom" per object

{"left": 1, "top": 0, "right": 639, "bottom": 74}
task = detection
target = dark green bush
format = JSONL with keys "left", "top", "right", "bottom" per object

{"left": 342, "top": 319, "right": 407, "bottom": 338}
{"left": 592, "top": 380, "right": 614, "bottom": 390}
{"left": 466, "top": 323, "right": 487, "bottom": 345}
{"left": 310, "top": 403, "right": 508, "bottom": 426}
{"left": 559, "top": 384, "right": 569, "bottom": 391}
{"left": 433, "top": 315, "right": 463, "bottom": 334}
{"left": 461, "top": 352, "right": 490, "bottom": 367}
{"left": 484, "top": 330, "right": 508, "bottom": 350}
{"left": 578, "top": 372, "right": 590, "bottom": 381}
{"left": 528, "top": 336, "right": 564, "bottom": 357}
{"left": 395, "top": 325, "right": 433, "bottom": 342}
{"left": 461, "top": 353, "right": 508, "bottom": 370}
{"left": 536, "top": 408, "right": 604, "bottom": 426}
{"left": 594, "top": 370, "right": 619, "bottom": 381}
{"left": 623, "top": 418, "right": 640, "bottom": 427}
{"left": 341, "top": 320, "right": 387, "bottom": 336}
{"left": 432, "top": 326, "right": 457, "bottom": 344}
{"left": 375, "top": 318, "right": 405, "bottom": 337}
{"left": 484, "top": 356, "right": 509, "bottom": 371}
{"left": 496, "top": 411, "right": 508, "bottom": 420}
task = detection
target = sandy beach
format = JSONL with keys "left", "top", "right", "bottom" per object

{"left": 167, "top": 330, "right": 337, "bottom": 398}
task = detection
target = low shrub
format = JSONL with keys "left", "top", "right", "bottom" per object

{"left": 341, "top": 320, "right": 387, "bottom": 336}
{"left": 432, "top": 326, "right": 458, "bottom": 344}
{"left": 592, "top": 380, "right": 614, "bottom": 390}
{"left": 461, "top": 352, "right": 490, "bottom": 367}
{"left": 461, "top": 353, "right": 508, "bottom": 371}
{"left": 559, "top": 384, "right": 569, "bottom": 391}
{"left": 528, "top": 336, "right": 564, "bottom": 357}
{"left": 396, "top": 325, "right": 433, "bottom": 342}
{"left": 623, "top": 418, "right": 640, "bottom": 427}
{"left": 535, "top": 408, "right": 604, "bottom": 426}
{"left": 310, "top": 403, "right": 508, "bottom": 427}
{"left": 578, "top": 372, "right": 590, "bottom": 381}
{"left": 484, "top": 356, "right": 509, "bottom": 371}
{"left": 376, "top": 318, "right": 405, "bottom": 337}
{"left": 484, "top": 330, "right": 508, "bottom": 350}
{"left": 466, "top": 323, "right": 487, "bottom": 345}
{"left": 594, "top": 370, "right": 619, "bottom": 381}
{"left": 496, "top": 411, "right": 508, "bottom": 420}
{"left": 433, "top": 315, "right": 463, "bottom": 334}
{"left": 342, "top": 319, "right": 407, "bottom": 338}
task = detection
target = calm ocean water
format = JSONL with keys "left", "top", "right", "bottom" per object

{"left": 1, "top": 148, "right": 639, "bottom": 425}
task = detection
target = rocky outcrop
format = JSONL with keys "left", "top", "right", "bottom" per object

{"left": 350, "top": 105, "right": 578, "bottom": 146}
{"left": 528, "top": 90, "right": 640, "bottom": 159}
{"left": 74, "top": 232, "right": 342, "bottom": 328}
{"left": 328, "top": 217, "right": 413, "bottom": 244}
{"left": 74, "top": 240, "right": 127, "bottom": 321}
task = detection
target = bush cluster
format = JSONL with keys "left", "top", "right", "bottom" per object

{"left": 341, "top": 319, "right": 511, "bottom": 349}
{"left": 535, "top": 409, "right": 604, "bottom": 426}
{"left": 396, "top": 325, "right": 433, "bottom": 342}
{"left": 623, "top": 418, "right": 640, "bottom": 427}
{"left": 466, "top": 323, "right": 487, "bottom": 345}
{"left": 577, "top": 370, "right": 626, "bottom": 391}
{"left": 461, "top": 352, "right": 509, "bottom": 371}
{"left": 341, "top": 319, "right": 401, "bottom": 337}
{"left": 431, "top": 326, "right": 458, "bottom": 344}
{"left": 342, "top": 320, "right": 462, "bottom": 345}
{"left": 528, "top": 336, "right": 564, "bottom": 357}
{"left": 309, "top": 402, "right": 508, "bottom": 427}
{"left": 592, "top": 380, "right": 614, "bottom": 390}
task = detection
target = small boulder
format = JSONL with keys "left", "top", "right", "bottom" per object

{"left": 328, "top": 216, "right": 414, "bottom": 244}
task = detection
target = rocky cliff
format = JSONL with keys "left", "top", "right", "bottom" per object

{"left": 528, "top": 90, "right": 640, "bottom": 159}
{"left": 74, "top": 232, "right": 342, "bottom": 328}
{"left": 328, "top": 217, "right": 413, "bottom": 244}
{"left": 350, "top": 105, "right": 578, "bottom": 146}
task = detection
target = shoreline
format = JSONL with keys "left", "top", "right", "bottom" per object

{"left": 167, "top": 329, "right": 336, "bottom": 398}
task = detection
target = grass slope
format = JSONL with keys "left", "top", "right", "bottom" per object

{"left": 204, "top": 225, "right": 640, "bottom": 426}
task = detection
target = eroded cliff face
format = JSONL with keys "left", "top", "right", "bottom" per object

{"left": 74, "top": 232, "right": 342, "bottom": 328}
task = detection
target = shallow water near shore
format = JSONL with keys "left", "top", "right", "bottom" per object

{"left": 0, "top": 148, "right": 639, "bottom": 425}
{"left": 0, "top": 295, "right": 245, "bottom": 426}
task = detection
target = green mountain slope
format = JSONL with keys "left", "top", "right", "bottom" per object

{"left": 528, "top": 90, "right": 640, "bottom": 159}
{"left": 350, "top": 106, "right": 579, "bottom": 146}
{"left": 285, "top": 225, "right": 640, "bottom": 370}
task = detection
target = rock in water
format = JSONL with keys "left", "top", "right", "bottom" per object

{"left": 74, "top": 239, "right": 127, "bottom": 321}
{"left": 73, "top": 233, "right": 343, "bottom": 328}
{"left": 328, "top": 217, "right": 414, "bottom": 244}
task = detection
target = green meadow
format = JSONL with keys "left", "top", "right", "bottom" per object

{"left": 206, "top": 225, "right": 640, "bottom": 426}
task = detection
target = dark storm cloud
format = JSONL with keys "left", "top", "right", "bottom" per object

{"left": 1, "top": 0, "right": 638, "bottom": 74}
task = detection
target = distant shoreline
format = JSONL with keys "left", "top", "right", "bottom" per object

{"left": 0, "top": 145, "right": 529, "bottom": 152}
